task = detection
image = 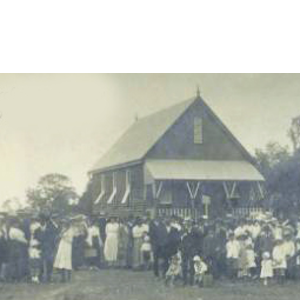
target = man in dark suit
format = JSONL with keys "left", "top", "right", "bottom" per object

{"left": 180, "top": 219, "right": 203, "bottom": 286}
{"left": 164, "top": 218, "right": 181, "bottom": 261}
{"left": 149, "top": 217, "right": 169, "bottom": 278}
{"left": 35, "top": 213, "right": 59, "bottom": 282}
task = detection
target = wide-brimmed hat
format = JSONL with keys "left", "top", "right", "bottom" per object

{"left": 69, "top": 214, "right": 87, "bottom": 222}
{"left": 193, "top": 255, "right": 201, "bottom": 262}
{"left": 283, "top": 226, "right": 295, "bottom": 236}
{"left": 183, "top": 217, "right": 193, "bottom": 223}
{"left": 275, "top": 237, "right": 283, "bottom": 243}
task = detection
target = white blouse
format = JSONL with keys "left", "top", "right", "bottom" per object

{"left": 226, "top": 240, "right": 240, "bottom": 259}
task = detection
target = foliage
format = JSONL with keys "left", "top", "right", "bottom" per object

{"left": 26, "top": 173, "right": 79, "bottom": 214}
{"left": 254, "top": 137, "right": 300, "bottom": 216}
{"left": 78, "top": 177, "right": 97, "bottom": 214}
{"left": 288, "top": 115, "right": 300, "bottom": 153}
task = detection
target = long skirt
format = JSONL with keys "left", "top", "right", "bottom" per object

{"left": 132, "top": 237, "right": 143, "bottom": 269}
{"left": 104, "top": 233, "right": 118, "bottom": 262}
{"left": 54, "top": 240, "right": 72, "bottom": 270}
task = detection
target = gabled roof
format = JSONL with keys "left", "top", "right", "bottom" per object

{"left": 90, "top": 96, "right": 256, "bottom": 174}
{"left": 90, "top": 98, "right": 196, "bottom": 173}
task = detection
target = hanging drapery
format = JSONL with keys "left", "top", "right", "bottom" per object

{"left": 94, "top": 174, "right": 105, "bottom": 204}
{"left": 121, "top": 170, "right": 131, "bottom": 204}
{"left": 107, "top": 172, "right": 117, "bottom": 204}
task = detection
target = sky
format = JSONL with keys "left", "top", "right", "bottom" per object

{"left": 0, "top": 74, "right": 300, "bottom": 206}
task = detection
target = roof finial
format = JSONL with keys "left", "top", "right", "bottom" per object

{"left": 196, "top": 85, "right": 200, "bottom": 98}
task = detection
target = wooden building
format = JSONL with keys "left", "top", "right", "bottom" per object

{"left": 87, "top": 95, "right": 265, "bottom": 218}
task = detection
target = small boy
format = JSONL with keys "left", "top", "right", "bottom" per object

{"left": 193, "top": 256, "right": 208, "bottom": 287}
{"left": 226, "top": 232, "right": 240, "bottom": 280}
{"left": 29, "top": 238, "right": 41, "bottom": 283}
{"left": 165, "top": 253, "right": 181, "bottom": 287}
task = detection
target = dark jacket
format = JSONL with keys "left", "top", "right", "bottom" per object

{"left": 180, "top": 227, "right": 203, "bottom": 258}
{"left": 164, "top": 227, "right": 181, "bottom": 258}
{"left": 35, "top": 220, "right": 59, "bottom": 259}
{"left": 149, "top": 220, "right": 168, "bottom": 250}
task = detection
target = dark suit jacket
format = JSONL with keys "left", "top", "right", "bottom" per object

{"left": 149, "top": 221, "right": 168, "bottom": 250}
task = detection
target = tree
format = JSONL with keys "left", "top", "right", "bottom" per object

{"left": 26, "top": 173, "right": 79, "bottom": 213}
{"left": 1, "top": 197, "right": 22, "bottom": 213}
{"left": 255, "top": 141, "right": 290, "bottom": 176}
{"left": 288, "top": 115, "right": 300, "bottom": 153}
{"left": 254, "top": 142, "right": 291, "bottom": 214}
{"left": 78, "top": 174, "right": 103, "bottom": 215}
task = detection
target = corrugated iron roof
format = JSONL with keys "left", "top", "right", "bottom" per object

{"left": 145, "top": 159, "right": 264, "bottom": 182}
{"left": 90, "top": 98, "right": 196, "bottom": 173}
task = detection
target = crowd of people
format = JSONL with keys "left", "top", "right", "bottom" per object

{"left": 0, "top": 210, "right": 300, "bottom": 288}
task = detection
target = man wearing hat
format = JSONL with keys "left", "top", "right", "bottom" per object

{"left": 35, "top": 213, "right": 59, "bottom": 282}
{"left": 149, "top": 216, "right": 169, "bottom": 278}
{"left": 180, "top": 219, "right": 202, "bottom": 286}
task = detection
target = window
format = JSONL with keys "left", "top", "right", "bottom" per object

{"left": 194, "top": 117, "right": 203, "bottom": 144}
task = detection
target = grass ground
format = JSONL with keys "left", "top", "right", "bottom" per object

{"left": 0, "top": 270, "right": 300, "bottom": 300}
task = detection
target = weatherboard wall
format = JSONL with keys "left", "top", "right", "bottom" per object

{"left": 146, "top": 100, "right": 248, "bottom": 162}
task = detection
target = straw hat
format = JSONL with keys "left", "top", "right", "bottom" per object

{"left": 193, "top": 255, "right": 201, "bottom": 262}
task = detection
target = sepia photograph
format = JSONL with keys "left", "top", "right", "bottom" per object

{"left": 1, "top": 74, "right": 300, "bottom": 300}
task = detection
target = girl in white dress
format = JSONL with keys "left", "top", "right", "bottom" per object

{"left": 104, "top": 218, "right": 120, "bottom": 267}
{"left": 260, "top": 251, "right": 273, "bottom": 286}
{"left": 165, "top": 253, "right": 181, "bottom": 287}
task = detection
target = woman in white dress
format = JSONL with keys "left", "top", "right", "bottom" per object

{"left": 132, "top": 219, "right": 145, "bottom": 270}
{"left": 54, "top": 220, "right": 77, "bottom": 282}
{"left": 104, "top": 217, "right": 120, "bottom": 267}
{"left": 272, "top": 238, "right": 287, "bottom": 285}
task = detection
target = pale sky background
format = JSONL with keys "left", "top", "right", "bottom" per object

{"left": 0, "top": 74, "right": 299, "bottom": 206}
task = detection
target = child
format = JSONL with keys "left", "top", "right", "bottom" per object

{"left": 165, "top": 253, "right": 181, "bottom": 287}
{"left": 29, "top": 220, "right": 42, "bottom": 283}
{"left": 246, "top": 243, "right": 256, "bottom": 278}
{"left": 226, "top": 232, "right": 240, "bottom": 280}
{"left": 193, "top": 256, "right": 208, "bottom": 287}
{"left": 29, "top": 239, "right": 41, "bottom": 283}
{"left": 140, "top": 233, "right": 151, "bottom": 270}
{"left": 260, "top": 251, "right": 273, "bottom": 286}
{"left": 272, "top": 238, "right": 287, "bottom": 285}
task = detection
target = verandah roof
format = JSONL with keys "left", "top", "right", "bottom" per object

{"left": 144, "top": 159, "right": 265, "bottom": 183}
